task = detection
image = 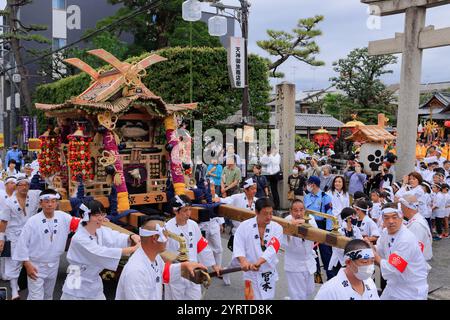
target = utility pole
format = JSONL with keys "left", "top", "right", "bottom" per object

{"left": 9, "top": 49, "right": 15, "bottom": 146}
{"left": 239, "top": 0, "right": 249, "bottom": 122}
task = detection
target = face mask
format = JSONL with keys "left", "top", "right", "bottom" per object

{"left": 306, "top": 185, "right": 313, "bottom": 193}
{"left": 292, "top": 169, "right": 298, "bottom": 175}
{"left": 354, "top": 263, "right": 375, "bottom": 281}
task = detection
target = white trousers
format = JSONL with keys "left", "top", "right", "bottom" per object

{"left": 200, "top": 219, "right": 223, "bottom": 254}
{"left": 285, "top": 271, "right": 315, "bottom": 300}
{"left": 60, "top": 292, "right": 106, "bottom": 300}
{"left": 4, "top": 241, "right": 22, "bottom": 280}
{"left": 164, "top": 277, "right": 202, "bottom": 300}
{"left": 27, "top": 261, "right": 59, "bottom": 300}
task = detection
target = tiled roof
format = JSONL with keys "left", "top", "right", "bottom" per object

{"left": 220, "top": 110, "right": 344, "bottom": 128}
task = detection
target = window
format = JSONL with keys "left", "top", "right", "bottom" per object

{"left": 52, "top": 0, "right": 66, "bottom": 10}
{"left": 52, "top": 38, "right": 66, "bottom": 50}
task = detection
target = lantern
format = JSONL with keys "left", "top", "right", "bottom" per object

{"left": 208, "top": 15, "right": 227, "bottom": 36}
{"left": 445, "top": 120, "right": 450, "bottom": 128}
{"left": 182, "top": 0, "right": 202, "bottom": 22}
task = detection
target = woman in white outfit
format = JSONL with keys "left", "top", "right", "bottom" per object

{"left": 60, "top": 200, "right": 140, "bottom": 300}
{"left": 327, "top": 176, "right": 350, "bottom": 225}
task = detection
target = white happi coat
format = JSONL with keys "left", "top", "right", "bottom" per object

{"left": 0, "top": 190, "right": 41, "bottom": 279}
{"left": 220, "top": 193, "right": 257, "bottom": 234}
{"left": 13, "top": 211, "right": 78, "bottom": 265}
{"left": 405, "top": 213, "right": 433, "bottom": 261}
{"left": 115, "top": 247, "right": 181, "bottom": 300}
{"left": 329, "top": 222, "right": 363, "bottom": 270}
{"left": 0, "top": 190, "right": 13, "bottom": 280}
{"left": 376, "top": 224, "right": 429, "bottom": 300}
{"left": 164, "top": 218, "right": 215, "bottom": 300}
{"left": 315, "top": 268, "right": 379, "bottom": 300}
{"left": 61, "top": 225, "right": 130, "bottom": 300}
{"left": 356, "top": 215, "right": 380, "bottom": 238}
{"left": 0, "top": 190, "right": 41, "bottom": 242}
{"left": 232, "top": 217, "right": 283, "bottom": 300}
{"left": 282, "top": 215, "right": 317, "bottom": 300}
{"left": 370, "top": 202, "right": 382, "bottom": 222}
{"left": 420, "top": 193, "right": 433, "bottom": 219}
{"left": 431, "top": 191, "right": 447, "bottom": 218}
{"left": 13, "top": 210, "right": 80, "bottom": 300}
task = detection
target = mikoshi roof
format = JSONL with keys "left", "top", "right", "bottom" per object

{"left": 345, "top": 125, "right": 395, "bottom": 143}
{"left": 35, "top": 49, "right": 197, "bottom": 117}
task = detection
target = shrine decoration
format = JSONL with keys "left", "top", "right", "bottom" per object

{"left": 38, "top": 130, "right": 61, "bottom": 178}
{"left": 313, "top": 127, "right": 334, "bottom": 148}
{"left": 67, "top": 126, "right": 93, "bottom": 182}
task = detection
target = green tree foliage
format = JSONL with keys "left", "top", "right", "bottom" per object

{"left": 295, "top": 136, "right": 317, "bottom": 155}
{"left": 321, "top": 93, "right": 357, "bottom": 122}
{"left": 0, "top": 0, "right": 51, "bottom": 114}
{"left": 329, "top": 47, "right": 398, "bottom": 124}
{"left": 34, "top": 47, "right": 271, "bottom": 129}
{"left": 97, "top": 0, "right": 221, "bottom": 55}
{"left": 257, "top": 15, "right": 325, "bottom": 77}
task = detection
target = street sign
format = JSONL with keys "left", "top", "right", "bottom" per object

{"left": 12, "top": 73, "right": 21, "bottom": 83}
{"left": 227, "top": 36, "right": 245, "bottom": 88}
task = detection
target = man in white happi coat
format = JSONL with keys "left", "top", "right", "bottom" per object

{"left": 61, "top": 200, "right": 140, "bottom": 300}
{"left": 13, "top": 189, "right": 82, "bottom": 300}
{"left": 116, "top": 218, "right": 207, "bottom": 300}
{"left": 220, "top": 177, "right": 258, "bottom": 285}
{"left": 0, "top": 176, "right": 41, "bottom": 299}
{"left": 353, "top": 198, "right": 380, "bottom": 244}
{"left": 373, "top": 203, "right": 429, "bottom": 300}
{"left": 232, "top": 197, "right": 283, "bottom": 300}
{"left": 315, "top": 239, "right": 379, "bottom": 300}
{"left": 164, "top": 195, "right": 219, "bottom": 300}
{"left": 0, "top": 176, "right": 16, "bottom": 281}
{"left": 282, "top": 199, "right": 318, "bottom": 300}
{"left": 400, "top": 195, "right": 433, "bottom": 261}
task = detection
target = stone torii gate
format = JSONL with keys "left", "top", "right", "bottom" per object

{"left": 361, "top": 0, "right": 450, "bottom": 178}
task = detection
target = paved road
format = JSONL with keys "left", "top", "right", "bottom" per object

{"left": 1, "top": 232, "right": 448, "bottom": 300}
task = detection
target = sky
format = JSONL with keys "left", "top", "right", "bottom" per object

{"left": 203, "top": 0, "right": 450, "bottom": 92}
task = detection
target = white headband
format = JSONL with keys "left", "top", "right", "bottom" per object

{"left": 345, "top": 248, "right": 375, "bottom": 261}
{"left": 5, "top": 177, "right": 16, "bottom": 184}
{"left": 353, "top": 205, "right": 368, "bottom": 212}
{"left": 399, "top": 197, "right": 418, "bottom": 210}
{"left": 16, "top": 177, "right": 30, "bottom": 185}
{"left": 139, "top": 224, "right": 167, "bottom": 243}
{"left": 243, "top": 178, "right": 255, "bottom": 189}
{"left": 79, "top": 204, "right": 91, "bottom": 222}
{"left": 382, "top": 207, "right": 402, "bottom": 217}
{"left": 39, "top": 193, "right": 61, "bottom": 201}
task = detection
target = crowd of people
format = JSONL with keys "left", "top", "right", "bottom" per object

{"left": 0, "top": 137, "right": 447, "bottom": 300}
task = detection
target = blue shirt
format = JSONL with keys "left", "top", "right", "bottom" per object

{"left": 206, "top": 164, "right": 223, "bottom": 186}
{"left": 5, "top": 148, "right": 23, "bottom": 167}
{"left": 304, "top": 190, "right": 333, "bottom": 230}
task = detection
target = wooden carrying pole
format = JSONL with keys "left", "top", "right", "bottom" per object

{"left": 190, "top": 205, "right": 351, "bottom": 249}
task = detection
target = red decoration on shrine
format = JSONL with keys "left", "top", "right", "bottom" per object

{"left": 37, "top": 130, "right": 61, "bottom": 178}
{"left": 67, "top": 126, "right": 94, "bottom": 182}
{"left": 313, "top": 127, "right": 334, "bottom": 148}
{"left": 445, "top": 120, "right": 450, "bottom": 128}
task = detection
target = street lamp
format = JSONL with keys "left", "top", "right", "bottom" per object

{"left": 208, "top": 15, "right": 227, "bottom": 36}
{"left": 182, "top": 0, "right": 202, "bottom": 22}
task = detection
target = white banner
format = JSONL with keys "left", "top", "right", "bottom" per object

{"left": 227, "top": 36, "right": 245, "bottom": 88}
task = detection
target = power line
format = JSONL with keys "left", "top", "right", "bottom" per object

{"left": 1, "top": 0, "right": 164, "bottom": 74}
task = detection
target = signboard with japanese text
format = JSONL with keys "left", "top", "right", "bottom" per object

{"left": 227, "top": 36, "right": 245, "bottom": 88}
